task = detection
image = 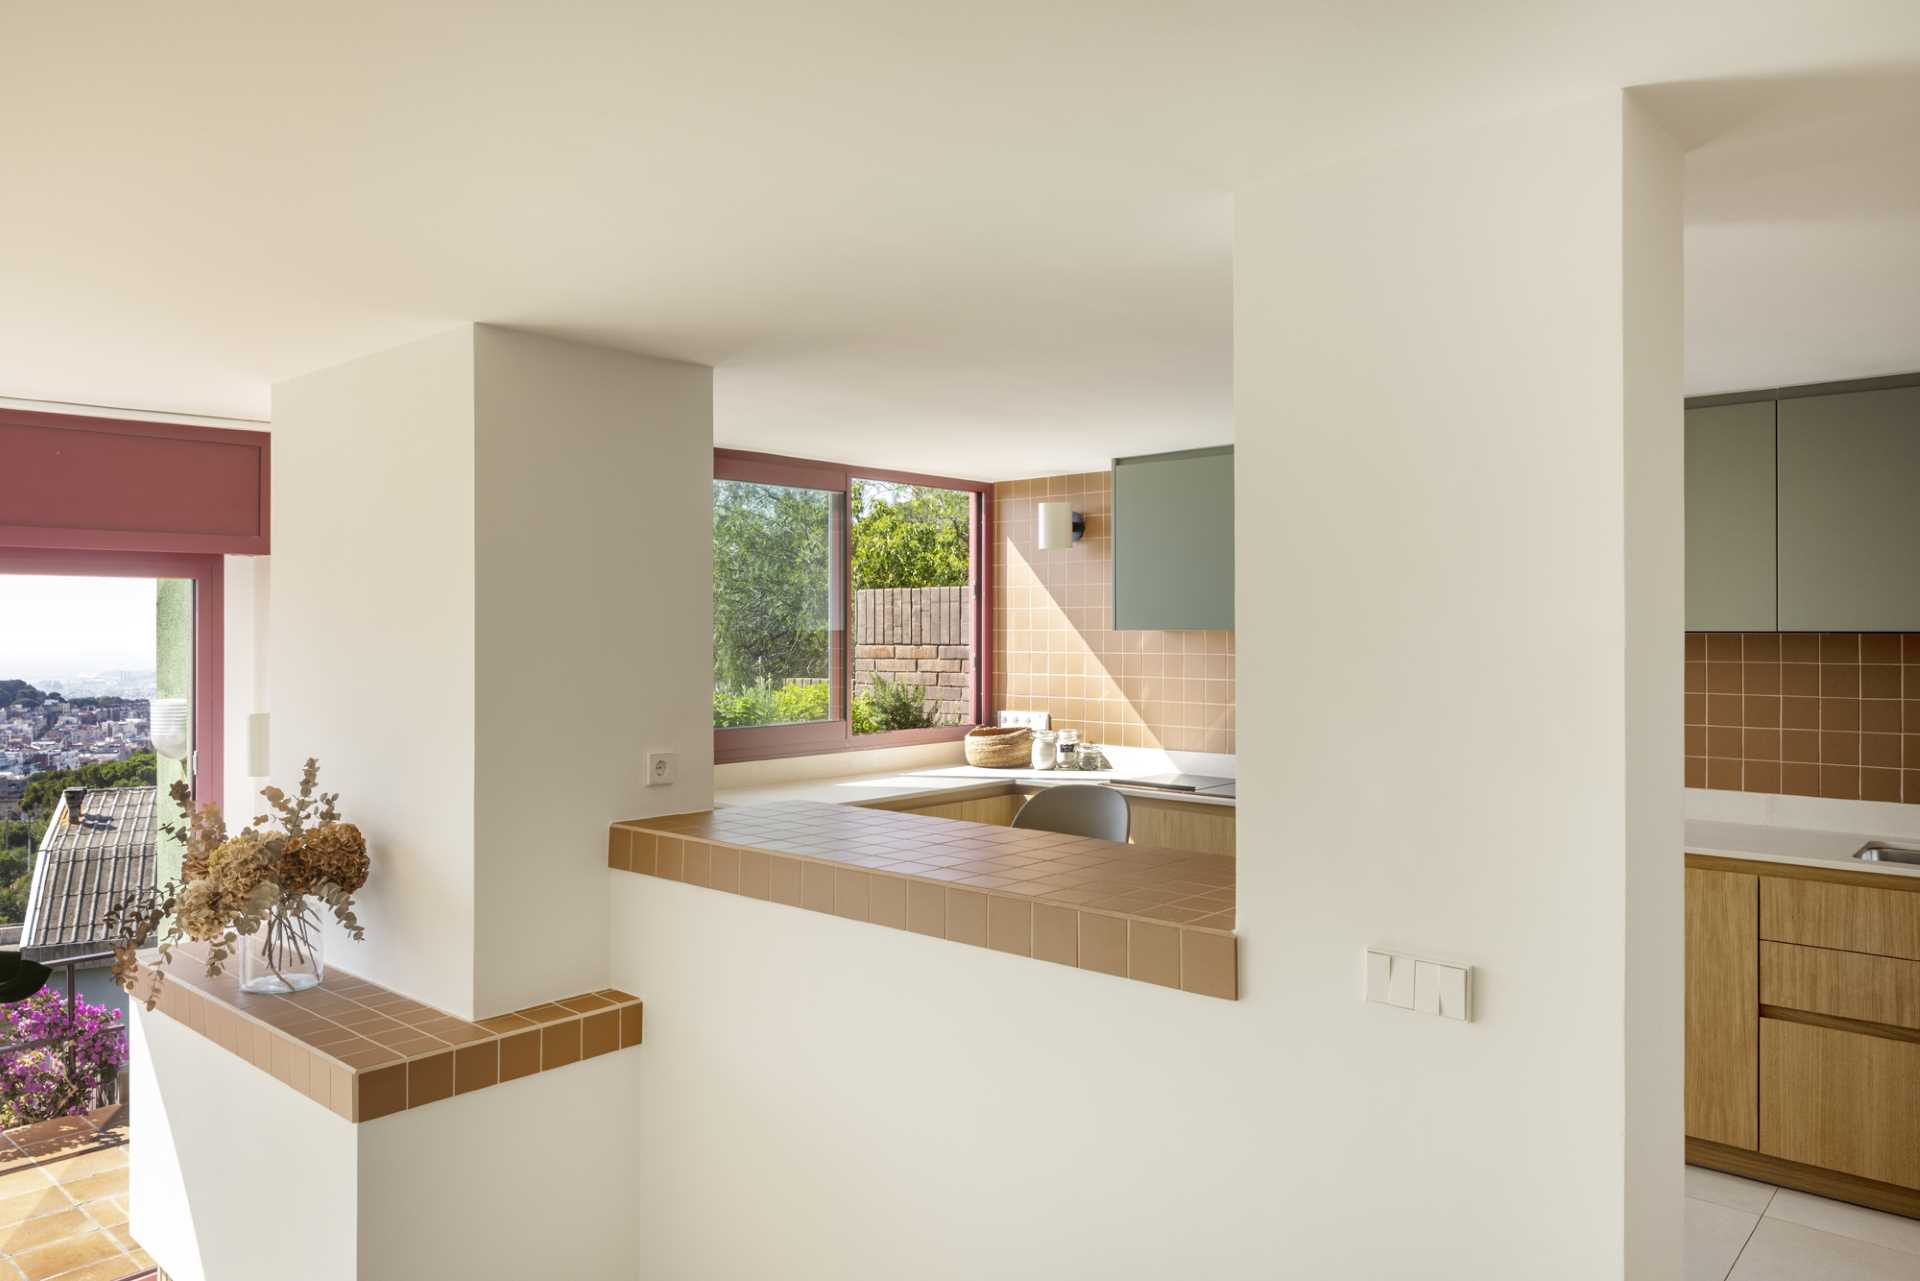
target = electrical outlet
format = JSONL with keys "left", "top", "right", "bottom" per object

{"left": 645, "top": 752, "right": 678, "bottom": 787}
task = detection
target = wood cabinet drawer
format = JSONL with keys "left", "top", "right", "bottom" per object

{"left": 1762, "top": 941, "right": 1920, "bottom": 1031}
{"left": 1760, "top": 1017, "right": 1920, "bottom": 1190}
{"left": 1761, "top": 876, "right": 1920, "bottom": 961}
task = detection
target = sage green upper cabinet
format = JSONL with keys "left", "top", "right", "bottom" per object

{"left": 1113, "top": 446, "right": 1233, "bottom": 631}
{"left": 1685, "top": 402, "right": 1777, "bottom": 631}
{"left": 1778, "top": 385, "right": 1920, "bottom": 631}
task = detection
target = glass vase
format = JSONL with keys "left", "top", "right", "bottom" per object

{"left": 239, "top": 901, "right": 326, "bottom": 994}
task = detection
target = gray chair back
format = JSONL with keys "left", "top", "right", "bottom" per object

{"left": 1011, "top": 785, "right": 1130, "bottom": 843}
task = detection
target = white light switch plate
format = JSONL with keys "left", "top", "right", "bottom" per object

{"left": 645, "top": 752, "right": 678, "bottom": 787}
{"left": 1364, "top": 948, "right": 1472, "bottom": 1021}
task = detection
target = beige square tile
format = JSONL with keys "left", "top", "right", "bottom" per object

{"left": 708, "top": 845, "right": 740, "bottom": 893}
{"left": 269, "top": 1034, "right": 309, "bottom": 1096}
{"left": 869, "top": 875, "right": 909, "bottom": 929}
{"left": 1033, "top": 904, "right": 1078, "bottom": 966}
{"left": 907, "top": 880, "right": 945, "bottom": 936}
{"left": 655, "top": 836, "right": 683, "bottom": 881}
{"left": 945, "top": 888, "right": 988, "bottom": 946}
{"left": 1129, "top": 921, "right": 1181, "bottom": 988}
{"left": 986, "top": 896, "right": 1032, "bottom": 956}
{"left": 630, "top": 830, "right": 657, "bottom": 875}
{"left": 736, "top": 848, "right": 770, "bottom": 899}
{"left": 769, "top": 855, "right": 802, "bottom": 906}
{"left": 802, "top": 861, "right": 836, "bottom": 914}
{"left": 833, "top": 869, "right": 870, "bottom": 921}
{"left": 1079, "top": 912, "right": 1128, "bottom": 977}
{"left": 1180, "top": 930, "right": 1237, "bottom": 999}
{"left": 682, "top": 840, "right": 710, "bottom": 887}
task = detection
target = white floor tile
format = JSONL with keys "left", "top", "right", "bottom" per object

{"left": 1689, "top": 1198, "right": 1761, "bottom": 1281}
{"left": 1766, "top": 1189, "right": 1920, "bottom": 1259}
{"left": 1728, "top": 1218, "right": 1920, "bottom": 1280}
{"left": 1687, "top": 1164, "right": 1779, "bottom": 1215}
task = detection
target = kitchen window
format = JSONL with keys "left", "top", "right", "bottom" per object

{"left": 712, "top": 450, "right": 991, "bottom": 763}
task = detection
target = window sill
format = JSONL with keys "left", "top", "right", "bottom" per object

{"left": 714, "top": 722, "right": 974, "bottom": 765}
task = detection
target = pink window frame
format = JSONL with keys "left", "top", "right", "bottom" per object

{"left": 0, "top": 547, "right": 225, "bottom": 809}
{"left": 713, "top": 449, "right": 994, "bottom": 765}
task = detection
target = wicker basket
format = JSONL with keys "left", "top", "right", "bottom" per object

{"left": 964, "top": 725, "right": 1033, "bottom": 769}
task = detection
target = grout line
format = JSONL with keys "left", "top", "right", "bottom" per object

{"left": 1721, "top": 1187, "right": 1773, "bottom": 1280}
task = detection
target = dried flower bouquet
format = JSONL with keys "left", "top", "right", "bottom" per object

{"left": 105, "top": 758, "right": 368, "bottom": 1005}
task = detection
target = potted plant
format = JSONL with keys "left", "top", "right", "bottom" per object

{"left": 104, "top": 758, "right": 369, "bottom": 1002}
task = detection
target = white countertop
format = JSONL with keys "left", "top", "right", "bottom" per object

{"left": 715, "top": 762, "right": 1237, "bottom": 811}
{"left": 1686, "top": 819, "right": 1920, "bottom": 879}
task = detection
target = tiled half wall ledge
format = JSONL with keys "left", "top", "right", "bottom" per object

{"left": 609, "top": 800, "right": 1239, "bottom": 1000}
{"left": 136, "top": 946, "right": 643, "bottom": 1123}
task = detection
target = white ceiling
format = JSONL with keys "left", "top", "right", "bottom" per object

{"left": 3, "top": 4, "right": 1920, "bottom": 479}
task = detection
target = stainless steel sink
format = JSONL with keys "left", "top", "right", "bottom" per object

{"left": 1854, "top": 841, "right": 1920, "bottom": 865}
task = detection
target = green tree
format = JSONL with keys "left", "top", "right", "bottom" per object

{"left": 712, "top": 480, "right": 832, "bottom": 697}
{"left": 20, "top": 752, "right": 158, "bottom": 824}
{"left": 0, "top": 680, "right": 47, "bottom": 706}
{"left": 849, "top": 482, "right": 969, "bottom": 589}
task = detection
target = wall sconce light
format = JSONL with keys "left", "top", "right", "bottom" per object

{"left": 150, "top": 698, "right": 191, "bottom": 762}
{"left": 1036, "top": 502, "right": 1085, "bottom": 550}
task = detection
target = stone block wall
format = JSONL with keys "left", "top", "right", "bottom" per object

{"left": 853, "top": 587, "right": 974, "bottom": 723}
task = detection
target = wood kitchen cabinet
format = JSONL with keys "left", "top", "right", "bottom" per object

{"left": 1687, "top": 854, "right": 1920, "bottom": 1218}
{"left": 1112, "top": 446, "right": 1234, "bottom": 631}
{"left": 1685, "top": 403, "right": 1776, "bottom": 632}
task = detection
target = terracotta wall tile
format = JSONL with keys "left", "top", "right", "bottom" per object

{"left": 1687, "top": 632, "right": 1920, "bottom": 805}
{"left": 991, "top": 472, "right": 1234, "bottom": 755}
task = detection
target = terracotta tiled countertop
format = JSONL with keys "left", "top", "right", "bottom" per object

{"left": 611, "top": 800, "right": 1238, "bottom": 999}
{"left": 139, "top": 946, "right": 643, "bottom": 1122}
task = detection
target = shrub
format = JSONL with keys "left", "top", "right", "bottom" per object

{"left": 0, "top": 991, "right": 128, "bottom": 1127}
{"left": 713, "top": 680, "right": 830, "bottom": 728}
{"left": 854, "top": 677, "right": 937, "bottom": 734}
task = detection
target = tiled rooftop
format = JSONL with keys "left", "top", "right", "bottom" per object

{"left": 23, "top": 789, "right": 156, "bottom": 961}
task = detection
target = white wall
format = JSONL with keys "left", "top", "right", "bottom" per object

{"left": 130, "top": 1007, "right": 359, "bottom": 1281}
{"left": 612, "top": 92, "right": 1683, "bottom": 1281}
{"left": 131, "top": 1003, "right": 639, "bottom": 1281}
{"left": 1234, "top": 91, "right": 1681, "bottom": 1276}
{"left": 270, "top": 324, "right": 713, "bottom": 1018}
{"left": 357, "top": 1047, "right": 641, "bottom": 1279}
{"left": 222, "top": 554, "right": 271, "bottom": 813}
{"left": 471, "top": 324, "right": 712, "bottom": 1015}
{"left": 1621, "top": 93, "right": 1687, "bottom": 1275}
{"left": 271, "top": 327, "right": 479, "bottom": 1016}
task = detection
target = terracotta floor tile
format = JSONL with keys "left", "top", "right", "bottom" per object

{"left": 0, "top": 1207, "right": 94, "bottom": 1255}
{"left": 0, "top": 1185, "right": 68, "bottom": 1229}
{"left": 10, "top": 1227, "right": 124, "bottom": 1281}
{"left": 55, "top": 1171, "right": 127, "bottom": 1205}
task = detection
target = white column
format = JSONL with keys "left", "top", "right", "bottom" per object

{"left": 1233, "top": 91, "right": 1683, "bottom": 1276}
{"left": 268, "top": 324, "right": 713, "bottom": 1018}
